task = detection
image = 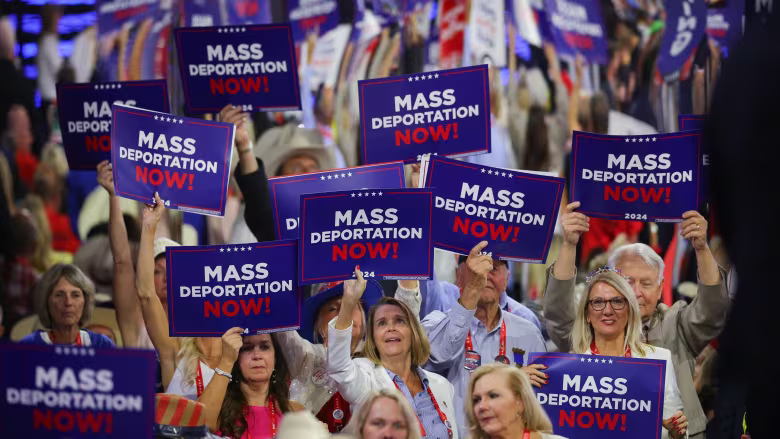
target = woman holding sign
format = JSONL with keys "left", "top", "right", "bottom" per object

{"left": 551, "top": 268, "right": 687, "bottom": 438}
{"left": 466, "top": 364, "right": 567, "bottom": 439}
{"left": 328, "top": 268, "right": 458, "bottom": 439}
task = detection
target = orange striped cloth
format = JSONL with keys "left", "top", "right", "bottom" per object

{"left": 155, "top": 394, "right": 206, "bottom": 427}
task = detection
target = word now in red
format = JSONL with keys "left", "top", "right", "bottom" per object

{"left": 136, "top": 166, "right": 195, "bottom": 190}
{"left": 395, "top": 122, "right": 458, "bottom": 146}
{"left": 454, "top": 217, "right": 521, "bottom": 242}
{"left": 559, "top": 410, "right": 627, "bottom": 431}
{"left": 34, "top": 408, "right": 113, "bottom": 433}
{"left": 204, "top": 297, "right": 271, "bottom": 318}
{"left": 210, "top": 76, "right": 269, "bottom": 95}
{"left": 332, "top": 242, "right": 399, "bottom": 261}
{"left": 604, "top": 185, "right": 671, "bottom": 204}
{"left": 86, "top": 135, "right": 111, "bottom": 152}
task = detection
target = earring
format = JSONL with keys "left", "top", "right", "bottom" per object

{"left": 271, "top": 370, "right": 276, "bottom": 384}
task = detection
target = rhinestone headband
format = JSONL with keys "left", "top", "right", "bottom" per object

{"left": 585, "top": 266, "right": 630, "bottom": 283}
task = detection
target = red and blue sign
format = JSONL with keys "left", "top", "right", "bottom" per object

{"left": 111, "top": 104, "right": 235, "bottom": 217}
{"left": 529, "top": 352, "right": 666, "bottom": 439}
{"left": 570, "top": 131, "right": 703, "bottom": 222}
{"left": 544, "top": 0, "right": 607, "bottom": 64}
{"left": 298, "top": 189, "right": 434, "bottom": 285}
{"left": 678, "top": 115, "right": 709, "bottom": 205}
{"left": 166, "top": 241, "right": 302, "bottom": 337}
{"left": 0, "top": 342, "right": 155, "bottom": 438}
{"left": 174, "top": 24, "right": 301, "bottom": 114}
{"left": 422, "top": 156, "right": 564, "bottom": 263}
{"left": 56, "top": 81, "right": 170, "bottom": 170}
{"left": 269, "top": 162, "right": 407, "bottom": 240}
{"left": 358, "top": 65, "right": 492, "bottom": 164}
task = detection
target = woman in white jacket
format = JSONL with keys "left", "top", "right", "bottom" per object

{"left": 329, "top": 268, "right": 458, "bottom": 439}
{"left": 536, "top": 268, "right": 687, "bottom": 439}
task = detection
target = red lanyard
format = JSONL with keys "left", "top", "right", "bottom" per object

{"left": 590, "top": 341, "right": 632, "bottom": 358}
{"left": 49, "top": 331, "right": 82, "bottom": 346}
{"left": 195, "top": 362, "right": 204, "bottom": 398}
{"left": 465, "top": 321, "right": 507, "bottom": 357}
{"left": 392, "top": 381, "right": 452, "bottom": 438}
{"left": 243, "top": 394, "right": 277, "bottom": 439}
{"left": 523, "top": 429, "right": 530, "bottom": 439}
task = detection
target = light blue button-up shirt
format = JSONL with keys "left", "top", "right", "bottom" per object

{"left": 419, "top": 279, "right": 542, "bottom": 331}
{"left": 387, "top": 367, "right": 451, "bottom": 439}
{"left": 421, "top": 302, "right": 546, "bottom": 437}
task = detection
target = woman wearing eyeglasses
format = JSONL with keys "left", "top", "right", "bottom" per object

{"left": 535, "top": 269, "right": 688, "bottom": 439}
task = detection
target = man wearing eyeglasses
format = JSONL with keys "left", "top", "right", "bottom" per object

{"left": 543, "top": 201, "right": 731, "bottom": 439}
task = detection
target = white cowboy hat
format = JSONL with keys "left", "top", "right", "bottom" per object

{"left": 254, "top": 123, "right": 336, "bottom": 177}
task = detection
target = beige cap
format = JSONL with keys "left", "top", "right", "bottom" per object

{"left": 154, "top": 237, "right": 180, "bottom": 259}
{"left": 254, "top": 123, "right": 336, "bottom": 177}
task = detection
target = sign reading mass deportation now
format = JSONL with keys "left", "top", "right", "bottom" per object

{"left": 56, "top": 81, "right": 169, "bottom": 170}
{"left": 174, "top": 24, "right": 301, "bottom": 114}
{"left": 529, "top": 352, "right": 666, "bottom": 439}
{"left": 269, "top": 162, "right": 406, "bottom": 240}
{"left": 544, "top": 0, "right": 607, "bottom": 64}
{"left": 570, "top": 131, "right": 703, "bottom": 222}
{"left": 299, "top": 189, "right": 434, "bottom": 284}
{"left": 0, "top": 343, "right": 155, "bottom": 438}
{"left": 422, "top": 156, "right": 564, "bottom": 263}
{"left": 111, "top": 104, "right": 235, "bottom": 217}
{"left": 359, "top": 65, "right": 491, "bottom": 164}
{"left": 166, "top": 241, "right": 302, "bottom": 337}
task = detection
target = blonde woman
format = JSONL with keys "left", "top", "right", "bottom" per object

{"left": 542, "top": 268, "right": 687, "bottom": 438}
{"left": 329, "top": 268, "right": 457, "bottom": 439}
{"left": 467, "top": 364, "right": 566, "bottom": 439}
{"left": 350, "top": 389, "right": 422, "bottom": 439}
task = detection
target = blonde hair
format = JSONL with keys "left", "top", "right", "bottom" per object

{"left": 350, "top": 389, "right": 422, "bottom": 439}
{"left": 466, "top": 364, "right": 553, "bottom": 438}
{"left": 571, "top": 270, "right": 648, "bottom": 357}
{"left": 363, "top": 297, "right": 430, "bottom": 367}
{"left": 33, "top": 263, "right": 96, "bottom": 328}
{"left": 175, "top": 337, "right": 200, "bottom": 390}
{"left": 22, "top": 195, "right": 53, "bottom": 271}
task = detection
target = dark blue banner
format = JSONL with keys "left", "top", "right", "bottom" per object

{"left": 423, "top": 156, "right": 564, "bottom": 263}
{"left": 269, "top": 162, "right": 407, "bottom": 240}
{"left": 111, "top": 104, "right": 235, "bottom": 216}
{"left": 174, "top": 24, "right": 301, "bottom": 114}
{"left": 678, "top": 115, "right": 710, "bottom": 205}
{"left": 359, "top": 65, "right": 492, "bottom": 164}
{"left": 166, "top": 241, "right": 302, "bottom": 337}
{"left": 287, "top": 0, "right": 341, "bottom": 43}
{"left": 529, "top": 352, "right": 666, "bottom": 439}
{"left": 0, "top": 343, "right": 155, "bottom": 438}
{"left": 56, "top": 81, "right": 170, "bottom": 170}
{"left": 298, "top": 189, "right": 434, "bottom": 285}
{"left": 706, "top": 0, "right": 744, "bottom": 58}
{"left": 657, "top": 0, "right": 707, "bottom": 79}
{"left": 226, "top": 0, "right": 271, "bottom": 25}
{"left": 570, "top": 131, "right": 703, "bottom": 222}
{"left": 180, "top": 0, "right": 222, "bottom": 27}
{"left": 544, "top": 0, "right": 607, "bottom": 64}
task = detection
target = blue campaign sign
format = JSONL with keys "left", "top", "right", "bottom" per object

{"left": 166, "top": 241, "right": 302, "bottom": 337}
{"left": 111, "top": 104, "right": 235, "bottom": 217}
{"left": 359, "top": 65, "right": 491, "bottom": 164}
{"left": 57, "top": 81, "right": 170, "bottom": 170}
{"left": 423, "top": 156, "right": 564, "bottom": 263}
{"left": 570, "top": 131, "right": 703, "bottom": 222}
{"left": 678, "top": 115, "right": 710, "bottom": 205}
{"left": 269, "top": 162, "right": 407, "bottom": 240}
{"left": 657, "top": 0, "right": 707, "bottom": 79}
{"left": 180, "top": 0, "right": 223, "bottom": 27}
{"left": 529, "top": 352, "right": 666, "bottom": 439}
{"left": 544, "top": 0, "right": 607, "bottom": 64}
{"left": 706, "top": 0, "right": 744, "bottom": 58}
{"left": 0, "top": 343, "right": 155, "bottom": 438}
{"left": 299, "top": 189, "right": 434, "bottom": 285}
{"left": 174, "top": 24, "right": 301, "bottom": 114}
{"left": 287, "top": 0, "right": 341, "bottom": 43}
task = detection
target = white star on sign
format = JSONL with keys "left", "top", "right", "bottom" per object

{"left": 487, "top": 170, "right": 493, "bottom": 175}
{"left": 240, "top": 247, "right": 245, "bottom": 251}
{"left": 501, "top": 172, "right": 506, "bottom": 177}
{"left": 481, "top": 169, "right": 486, "bottom": 173}
{"left": 358, "top": 193, "right": 363, "bottom": 197}
{"left": 327, "top": 175, "right": 332, "bottom": 179}
{"left": 94, "top": 85, "right": 99, "bottom": 90}
{"left": 625, "top": 138, "right": 630, "bottom": 142}
{"left": 351, "top": 193, "right": 356, "bottom": 197}
{"left": 434, "top": 73, "right": 439, "bottom": 78}
{"left": 165, "top": 117, "right": 170, "bottom": 122}
{"left": 364, "top": 192, "right": 370, "bottom": 197}
{"left": 179, "top": 119, "right": 184, "bottom": 124}
{"left": 652, "top": 137, "right": 657, "bottom": 141}
{"left": 609, "top": 359, "right": 613, "bottom": 364}
{"left": 408, "top": 77, "right": 413, "bottom": 82}
{"left": 55, "top": 347, "right": 62, "bottom": 354}
{"left": 241, "top": 27, "right": 246, "bottom": 32}
{"left": 507, "top": 173, "right": 513, "bottom": 178}
{"left": 117, "top": 84, "right": 121, "bottom": 89}
{"left": 226, "top": 248, "right": 231, "bottom": 252}
{"left": 378, "top": 192, "right": 383, "bottom": 196}
{"left": 632, "top": 138, "right": 637, "bottom": 142}
{"left": 414, "top": 76, "right": 419, "bottom": 81}
{"left": 246, "top": 247, "right": 251, "bottom": 251}
{"left": 645, "top": 137, "right": 650, "bottom": 142}
{"left": 154, "top": 115, "right": 159, "bottom": 120}
{"left": 639, "top": 138, "right": 644, "bottom": 142}
{"left": 580, "top": 357, "right": 585, "bottom": 362}
{"left": 333, "top": 174, "right": 339, "bottom": 179}
{"left": 341, "top": 173, "right": 346, "bottom": 178}
{"left": 428, "top": 75, "right": 433, "bottom": 79}
{"left": 234, "top": 247, "right": 239, "bottom": 252}
{"left": 587, "top": 358, "right": 592, "bottom": 362}
{"left": 348, "top": 172, "right": 352, "bottom": 177}
{"left": 321, "top": 176, "right": 326, "bottom": 180}
{"left": 372, "top": 192, "right": 376, "bottom": 196}
{"left": 220, "top": 248, "right": 224, "bottom": 252}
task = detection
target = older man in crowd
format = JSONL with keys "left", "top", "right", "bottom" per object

{"left": 544, "top": 201, "right": 731, "bottom": 439}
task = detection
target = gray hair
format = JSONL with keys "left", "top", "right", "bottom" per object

{"left": 608, "top": 243, "right": 665, "bottom": 285}
{"left": 33, "top": 264, "right": 96, "bottom": 328}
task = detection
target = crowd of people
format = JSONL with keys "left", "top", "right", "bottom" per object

{"left": 0, "top": 0, "right": 769, "bottom": 438}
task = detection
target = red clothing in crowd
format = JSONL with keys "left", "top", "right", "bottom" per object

{"left": 580, "top": 218, "right": 644, "bottom": 266}
{"left": 1, "top": 257, "right": 40, "bottom": 324}
{"left": 45, "top": 204, "right": 81, "bottom": 253}
{"left": 15, "top": 150, "right": 38, "bottom": 189}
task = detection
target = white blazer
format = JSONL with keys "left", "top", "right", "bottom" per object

{"left": 584, "top": 345, "right": 684, "bottom": 439}
{"left": 327, "top": 320, "right": 459, "bottom": 439}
